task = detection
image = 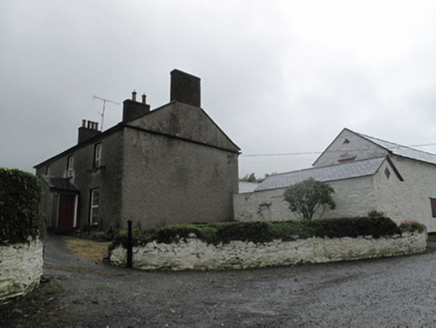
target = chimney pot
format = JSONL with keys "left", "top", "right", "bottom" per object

{"left": 132, "top": 90, "right": 137, "bottom": 102}
{"left": 78, "top": 120, "right": 101, "bottom": 144}
{"left": 142, "top": 93, "right": 146, "bottom": 104}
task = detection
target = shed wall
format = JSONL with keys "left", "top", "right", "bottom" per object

{"left": 377, "top": 155, "right": 436, "bottom": 232}
{"left": 234, "top": 176, "right": 377, "bottom": 222}
{"left": 314, "top": 129, "right": 388, "bottom": 167}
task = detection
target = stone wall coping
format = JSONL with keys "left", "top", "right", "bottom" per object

{"left": 110, "top": 231, "right": 427, "bottom": 271}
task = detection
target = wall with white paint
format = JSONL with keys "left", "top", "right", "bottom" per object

{"left": 234, "top": 175, "right": 377, "bottom": 222}
{"left": 0, "top": 239, "right": 44, "bottom": 304}
{"left": 110, "top": 231, "right": 426, "bottom": 271}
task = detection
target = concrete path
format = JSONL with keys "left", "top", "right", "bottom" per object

{"left": 40, "top": 236, "right": 436, "bottom": 327}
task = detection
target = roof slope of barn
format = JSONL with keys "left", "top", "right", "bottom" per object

{"left": 356, "top": 131, "right": 436, "bottom": 166}
{"left": 255, "top": 156, "right": 387, "bottom": 192}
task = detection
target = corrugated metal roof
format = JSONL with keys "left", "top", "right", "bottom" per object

{"left": 255, "top": 157, "right": 386, "bottom": 192}
{"left": 358, "top": 132, "right": 436, "bottom": 166}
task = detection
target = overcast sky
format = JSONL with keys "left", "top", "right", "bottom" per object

{"left": 2, "top": 1, "right": 436, "bottom": 178}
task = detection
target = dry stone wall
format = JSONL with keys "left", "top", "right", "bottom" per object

{"left": 0, "top": 239, "right": 44, "bottom": 303}
{"left": 110, "top": 232, "right": 426, "bottom": 271}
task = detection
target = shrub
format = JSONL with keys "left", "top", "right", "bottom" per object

{"left": 367, "top": 210, "right": 385, "bottom": 217}
{"left": 216, "top": 221, "right": 272, "bottom": 244}
{"left": 310, "top": 216, "right": 400, "bottom": 239}
{"left": 399, "top": 220, "right": 426, "bottom": 234}
{"left": 283, "top": 178, "right": 336, "bottom": 220}
{"left": 0, "top": 168, "right": 46, "bottom": 244}
{"left": 110, "top": 216, "right": 414, "bottom": 250}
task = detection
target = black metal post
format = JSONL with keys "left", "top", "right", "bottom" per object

{"left": 126, "top": 220, "right": 133, "bottom": 268}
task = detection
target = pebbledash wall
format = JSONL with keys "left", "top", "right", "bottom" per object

{"left": 0, "top": 239, "right": 44, "bottom": 303}
{"left": 110, "top": 231, "right": 426, "bottom": 271}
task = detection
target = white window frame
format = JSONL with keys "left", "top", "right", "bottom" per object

{"left": 67, "top": 155, "right": 74, "bottom": 178}
{"left": 90, "top": 188, "right": 100, "bottom": 225}
{"left": 94, "top": 143, "right": 102, "bottom": 168}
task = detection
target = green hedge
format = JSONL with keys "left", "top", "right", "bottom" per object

{"left": 0, "top": 168, "right": 45, "bottom": 244}
{"left": 110, "top": 216, "right": 424, "bottom": 250}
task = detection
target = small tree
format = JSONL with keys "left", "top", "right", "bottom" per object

{"left": 283, "top": 178, "right": 336, "bottom": 220}
{"left": 240, "top": 173, "right": 257, "bottom": 183}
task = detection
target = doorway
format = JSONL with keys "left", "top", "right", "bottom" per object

{"left": 57, "top": 194, "right": 77, "bottom": 232}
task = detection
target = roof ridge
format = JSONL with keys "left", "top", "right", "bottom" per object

{"left": 353, "top": 131, "right": 436, "bottom": 156}
{"left": 255, "top": 156, "right": 387, "bottom": 192}
{"left": 266, "top": 155, "right": 386, "bottom": 178}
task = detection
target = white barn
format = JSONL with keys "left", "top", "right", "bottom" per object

{"left": 234, "top": 128, "right": 436, "bottom": 232}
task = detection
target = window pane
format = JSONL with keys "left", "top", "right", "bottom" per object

{"left": 92, "top": 190, "right": 99, "bottom": 205}
{"left": 90, "top": 188, "right": 100, "bottom": 225}
{"left": 94, "top": 143, "right": 102, "bottom": 167}
{"left": 67, "top": 156, "right": 74, "bottom": 177}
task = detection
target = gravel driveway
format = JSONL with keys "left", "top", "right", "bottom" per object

{"left": 13, "top": 236, "right": 436, "bottom": 327}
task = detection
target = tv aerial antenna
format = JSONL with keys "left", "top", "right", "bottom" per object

{"left": 93, "top": 95, "right": 120, "bottom": 131}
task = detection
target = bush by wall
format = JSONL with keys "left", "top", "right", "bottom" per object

{"left": 110, "top": 216, "right": 424, "bottom": 251}
{"left": 0, "top": 168, "right": 45, "bottom": 244}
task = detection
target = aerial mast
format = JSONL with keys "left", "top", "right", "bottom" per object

{"left": 93, "top": 95, "right": 120, "bottom": 131}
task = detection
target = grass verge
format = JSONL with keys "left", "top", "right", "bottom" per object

{"left": 427, "top": 234, "right": 436, "bottom": 242}
{"left": 63, "top": 236, "right": 110, "bottom": 264}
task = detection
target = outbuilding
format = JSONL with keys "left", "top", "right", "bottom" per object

{"left": 234, "top": 128, "right": 436, "bottom": 232}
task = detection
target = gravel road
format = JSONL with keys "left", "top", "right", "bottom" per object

{"left": 14, "top": 236, "right": 436, "bottom": 327}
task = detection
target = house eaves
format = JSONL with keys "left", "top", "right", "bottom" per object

{"left": 255, "top": 156, "right": 388, "bottom": 192}
{"left": 34, "top": 123, "right": 124, "bottom": 169}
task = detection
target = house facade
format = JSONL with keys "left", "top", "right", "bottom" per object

{"left": 234, "top": 128, "right": 436, "bottom": 233}
{"left": 35, "top": 70, "right": 240, "bottom": 233}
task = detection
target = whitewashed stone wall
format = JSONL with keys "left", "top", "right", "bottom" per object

{"left": 110, "top": 231, "right": 426, "bottom": 271}
{"left": 381, "top": 156, "right": 436, "bottom": 233}
{"left": 234, "top": 175, "right": 377, "bottom": 222}
{"left": 0, "top": 239, "right": 44, "bottom": 304}
{"left": 313, "top": 129, "right": 388, "bottom": 167}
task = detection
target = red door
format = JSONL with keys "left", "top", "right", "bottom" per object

{"left": 58, "top": 194, "right": 76, "bottom": 233}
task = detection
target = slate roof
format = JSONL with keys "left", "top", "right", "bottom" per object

{"left": 255, "top": 157, "right": 386, "bottom": 192}
{"left": 356, "top": 132, "right": 436, "bottom": 166}
{"left": 238, "top": 181, "right": 259, "bottom": 193}
{"left": 41, "top": 175, "right": 79, "bottom": 192}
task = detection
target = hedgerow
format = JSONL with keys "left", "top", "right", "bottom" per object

{"left": 110, "top": 216, "right": 425, "bottom": 250}
{"left": 0, "top": 168, "right": 46, "bottom": 244}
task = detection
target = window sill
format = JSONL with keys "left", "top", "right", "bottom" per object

{"left": 88, "top": 165, "right": 106, "bottom": 173}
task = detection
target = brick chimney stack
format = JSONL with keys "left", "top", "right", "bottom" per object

{"left": 170, "top": 69, "right": 201, "bottom": 107}
{"left": 78, "top": 119, "right": 101, "bottom": 144}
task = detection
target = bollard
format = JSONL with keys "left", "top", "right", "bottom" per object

{"left": 126, "top": 220, "right": 133, "bottom": 268}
